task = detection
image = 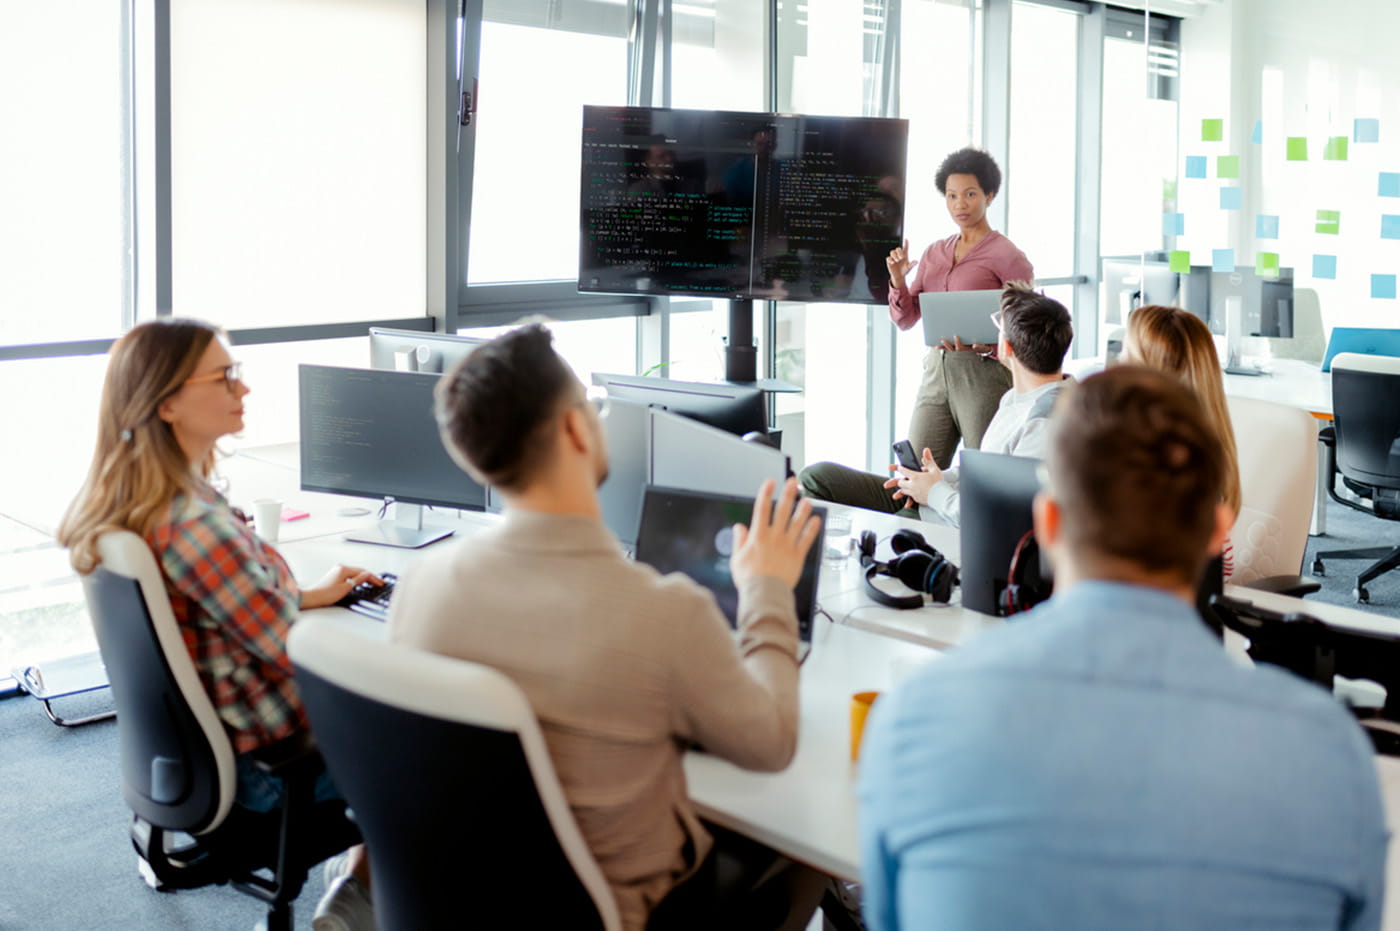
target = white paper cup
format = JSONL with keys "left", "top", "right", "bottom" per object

{"left": 252, "top": 498, "right": 283, "bottom": 543}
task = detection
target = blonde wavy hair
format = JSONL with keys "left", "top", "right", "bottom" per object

{"left": 1125, "top": 305, "right": 1241, "bottom": 518}
{"left": 57, "top": 319, "right": 223, "bottom": 574}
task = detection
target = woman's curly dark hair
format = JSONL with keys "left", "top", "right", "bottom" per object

{"left": 935, "top": 148, "right": 1002, "bottom": 198}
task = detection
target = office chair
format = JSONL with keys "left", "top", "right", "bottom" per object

{"left": 1312, "top": 353, "right": 1400, "bottom": 604}
{"left": 80, "top": 530, "right": 358, "bottom": 931}
{"left": 1223, "top": 395, "right": 1322, "bottom": 596}
{"left": 1320, "top": 327, "right": 1400, "bottom": 372}
{"left": 287, "top": 614, "right": 623, "bottom": 931}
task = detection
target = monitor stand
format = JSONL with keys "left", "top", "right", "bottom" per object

{"left": 344, "top": 502, "right": 453, "bottom": 549}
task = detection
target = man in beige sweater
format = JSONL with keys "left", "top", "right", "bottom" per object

{"left": 389, "top": 322, "right": 825, "bottom": 930}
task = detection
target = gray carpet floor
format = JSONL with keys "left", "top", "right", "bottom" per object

{"left": 2, "top": 498, "right": 1395, "bottom": 930}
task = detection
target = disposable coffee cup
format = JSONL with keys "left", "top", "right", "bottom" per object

{"left": 252, "top": 499, "right": 282, "bottom": 543}
{"left": 850, "top": 691, "right": 882, "bottom": 762}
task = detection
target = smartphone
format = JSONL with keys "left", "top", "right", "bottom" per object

{"left": 891, "top": 440, "right": 921, "bottom": 471}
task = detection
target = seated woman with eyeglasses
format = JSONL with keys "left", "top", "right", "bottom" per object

{"left": 57, "top": 319, "right": 380, "bottom": 925}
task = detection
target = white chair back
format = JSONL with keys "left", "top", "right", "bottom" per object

{"left": 1225, "top": 396, "right": 1318, "bottom": 583}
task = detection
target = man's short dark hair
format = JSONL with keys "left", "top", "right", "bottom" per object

{"left": 1000, "top": 285, "right": 1072, "bottom": 375}
{"left": 935, "top": 148, "right": 1002, "bottom": 198}
{"left": 434, "top": 323, "right": 576, "bottom": 492}
{"left": 1046, "top": 366, "right": 1225, "bottom": 585}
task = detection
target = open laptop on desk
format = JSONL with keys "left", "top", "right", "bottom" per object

{"left": 635, "top": 487, "right": 825, "bottom": 661}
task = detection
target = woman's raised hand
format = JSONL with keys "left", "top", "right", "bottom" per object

{"left": 886, "top": 239, "right": 916, "bottom": 288}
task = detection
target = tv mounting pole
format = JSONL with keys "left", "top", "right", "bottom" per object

{"left": 725, "top": 299, "right": 757, "bottom": 382}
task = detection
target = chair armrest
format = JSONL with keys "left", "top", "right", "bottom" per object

{"left": 1241, "top": 574, "right": 1323, "bottom": 597}
{"left": 246, "top": 729, "right": 322, "bottom": 779}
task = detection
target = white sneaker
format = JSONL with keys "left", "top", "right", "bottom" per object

{"left": 312, "top": 875, "right": 376, "bottom": 931}
{"left": 322, "top": 850, "right": 353, "bottom": 887}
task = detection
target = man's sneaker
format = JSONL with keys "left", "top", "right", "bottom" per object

{"left": 313, "top": 875, "right": 376, "bottom": 931}
{"left": 322, "top": 850, "right": 353, "bottom": 887}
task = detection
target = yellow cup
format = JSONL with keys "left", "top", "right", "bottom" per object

{"left": 849, "top": 691, "right": 882, "bottom": 762}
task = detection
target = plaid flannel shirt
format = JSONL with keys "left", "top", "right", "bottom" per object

{"left": 149, "top": 482, "right": 305, "bottom": 753}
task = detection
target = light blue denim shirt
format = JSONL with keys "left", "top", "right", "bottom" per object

{"left": 858, "top": 580, "right": 1388, "bottom": 931}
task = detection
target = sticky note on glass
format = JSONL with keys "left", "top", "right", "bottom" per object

{"left": 1316, "top": 209, "right": 1341, "bottom": 234}
{"left": 1251, "top": 120, "right": 1263, "bottom": 144}
{"left": 1220, "top": 186, "right": 1243, "bottom": 210}
{"left": 1169, "top": 250, "right": 1191, "bottom": 274}
{"left": 1163, "top": 180, "right": 1177, "bottom": 201}
{"left": 1382, "top": 215, "right": 1400, "bottom": 240}
{"left": 1380, "top": 173, "right": 1400, "bottom": 197}
{"left": 1255, "top": 252, "right": 1279, "bottom": 278}
{"left": 1313, "top": 255, "right": 1337, "bottom": 280}
{"left": 1217, "top": 155, "right": 1240, "bottom": 179}
{"left": 1372, "top": 274, "right": 1396, "bottom": 299}
{"left": 1324, "top": 136, "right": 1349, "bottom": 160}
{"left": 1163, "top": 213, "right": 1184, "bottom": 236}
{"left": 1185, "top": 156, "right": 1207, "bottom": 179}
{"left": 1286, "top": 137, "right": 1308, "bottom": 161}
{"left": 1213, "top": 249, "right": 1235, "bottom": 273}
{"left": 1202, "top": 119, "right": 1224, "bottom": 142}
{"left": 1356, "top": 118, "right": 1380, "bottom": 143}
{"left": 1255, "top": 215, "right": 1279, "bottom": 239}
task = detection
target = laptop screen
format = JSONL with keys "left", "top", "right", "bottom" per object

{"left": 635, "top": 486, "right": 826, "bottom": 643}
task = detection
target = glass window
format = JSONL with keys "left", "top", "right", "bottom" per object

{"left": 672, "top": 0, "right": 767, "bottom": 111}
{"left": 467, "top": 2, "right": 630, "bottom": 285}
{"left": 459, "top": 316, "right": 639, "bottom": 385}
{"left": 1005, "top": 1, "right": 1079, "bottom": 279}
{"left": 1100, "top": 30, "right": 1179, "bottom": 257}
{"left": 0, "top": 3, "right": 128, "bottom": 345}
{"left": 169, "top": 0, "right": 427, "bottom": 328}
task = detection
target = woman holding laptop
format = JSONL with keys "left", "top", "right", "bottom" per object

{"left": 887, "top": 147, "right": 1034, "bottom": 470}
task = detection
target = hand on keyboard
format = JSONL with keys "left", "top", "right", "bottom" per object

{"left": 334, "top": 573, "right": 398, "bottom": 622}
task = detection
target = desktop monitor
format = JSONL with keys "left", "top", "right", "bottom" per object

{"left": 593, "top": 372, "right": 768, "bottom": 437}
{"left": 596, "top": 397, "right": 651, "bottom": 549}
{"left": 958, "top": 451, "right": 1050, "bottom": 617}
{"left": 368, "top": 327, "right": 487, "bottom": 374}
{"left": 1209, "top": 267, "right": 1295, "bottom": 339}
{"left": 299, "top": 364, "right": 485, "bottom": 546}
{"left": 648, "top": 408, "right": 787, "bottom": 501}
{"left": 959, "top": 450, "right": 1224, "bottom": 628}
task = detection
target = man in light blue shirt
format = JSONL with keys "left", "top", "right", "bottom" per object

{"left": 858, "top": 366, "right": 1388, "bottom": 930}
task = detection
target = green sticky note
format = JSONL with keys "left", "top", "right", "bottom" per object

{"left": 1169, "top": 250, "right": 1191, "bottom": 273}
{"left": 1202, "top": 119, "right": 1224, "bottom": 142}
{"left": 1286, "top": 137, "right": 1308, "bottom": 161}
{"left": 1323, "top": 135, "right": 1349, "bottom": 160}
{"left": 1255, "top": 252, "right": 1280, "bottom": 277}
{"left": 1217, "top": 155, "right": 1240, "bottom": 179}
{"left": 1162, "top": 180, "right": 1177, "bottom": 202}
{"left": 1316, "top": 208, "right": 1341, "bottom": 234}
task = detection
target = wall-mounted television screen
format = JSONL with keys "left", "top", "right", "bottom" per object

{"left": 579, "top": 105, "right": 908, "bottom": 305}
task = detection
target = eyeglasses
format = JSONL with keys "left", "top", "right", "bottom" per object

{"left": 183, "top": 362, "right": 244, "bottom": 392}
{"left": 583, "top": 384, "right": 611, "bottom": 419}
{"left": 989, "top": 310, "right": 1004, "bottom": 332}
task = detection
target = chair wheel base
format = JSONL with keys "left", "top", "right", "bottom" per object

{"left": 1356, "top": 586, "right": 1370, "bottom": 604}
{"left": 1312, "top": 559, "right": 1326, "bottom": 575}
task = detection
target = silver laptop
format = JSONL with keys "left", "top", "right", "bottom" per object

{"left": 919, "top": 289, "right": 1003, "bottom": 347}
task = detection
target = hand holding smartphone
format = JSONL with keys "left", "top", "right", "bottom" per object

{"left": 892, "top": 440, "right": 921, "bottom": 471}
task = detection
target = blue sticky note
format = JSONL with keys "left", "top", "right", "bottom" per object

{"left": 1255, "top": 215, "right": 1279, "bottom": 239}
{"left": 1220, "top": 186, "right": 1243, "bottom": 210}
{"left": 1356, "top": 118, "right": 1380, "bottom": 143}
{"left": 1185, "top": 156, "right": 1207, "bottom": 179}
{"left": 1313, "top": 255, "right": 1337, "bottom": 280}
{"left": 1162, "top": 213, "right": 1184, "bottom": 236}
{"left": 1382, "top": 215, "right": 1400, "bottom": 239}
{"left": 1213, "top": 249, "right": 1235, "bottom": 273}
{"left": 1251, "top": 120, "right": 1263, "bottom": 144}
{"left": 1381, "top": 173, "right": 1400, "bottom": 197}
{"left": 1372, "top": 274, "right": 1396, "bottom": 299}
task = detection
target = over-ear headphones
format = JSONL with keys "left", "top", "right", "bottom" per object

{"left": 1002, "top": 529, "right": 1053, "bottom": 616}
{"left": 858, "top": 529, "right": 959, "bottom": 609}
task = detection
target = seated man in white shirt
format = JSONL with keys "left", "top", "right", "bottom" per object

{"left": 801, "top": 284, "right": 1072, "bottom": 527}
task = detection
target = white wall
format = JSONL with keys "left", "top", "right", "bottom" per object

{"left": 1178, "top": 0, "right": 1400, "bottom": 339}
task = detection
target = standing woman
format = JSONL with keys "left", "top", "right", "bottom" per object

{"left": 58, "top": 319, "right": 379, "bottom": 925}
{"left": 1121, "top": 304, "right": 1241, "bottom": 580}
{"left": 888, "top": 147, "right": 1034, "bottom": 469}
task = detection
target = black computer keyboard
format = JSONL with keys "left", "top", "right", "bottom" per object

{"left": 334, "top": 573, "right": 397, "bottom": 622}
